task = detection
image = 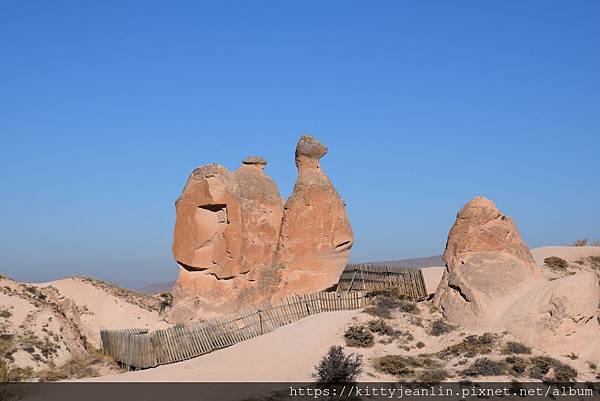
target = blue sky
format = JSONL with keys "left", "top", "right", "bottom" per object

{"left": 1, "top": 1, "right": 599, "bottom": 288}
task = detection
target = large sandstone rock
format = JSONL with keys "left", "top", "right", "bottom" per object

{"left": 276, "top": 136, "right": 354, "bottom": 297}
{"left": 434, "top": 196, "right": 543, "bottom": 329}
{"left": 172, "top": 158, "right": 284, "bottom": 316}
{"left": 435, "top": 196, "right": 600, "bottom": 362}
{"left": 171, "top": 136, "right": 353, "bottom": 319}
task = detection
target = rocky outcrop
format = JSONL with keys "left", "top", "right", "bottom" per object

{"left": 275, "top": 136, "right": 354, "bottom": 297}
{"left": 434, "top": 196, "right": 600, "bottom": 362}
{"left": 171, "top": 136, "right": 353, "bottom": 319}
{"left": 434, "top": 196, "right": 543, "bottom": 329}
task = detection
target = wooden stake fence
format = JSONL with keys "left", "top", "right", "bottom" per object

{"left": 337, "top": 264, "right": 427, "bottom": 299}
{"left": 101, "top": 290, "right": 368, "bottom": 369}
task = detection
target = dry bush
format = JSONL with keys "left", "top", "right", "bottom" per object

{"left": 414, "top": 369, "right": 449, "bottom": 382}
{"left": 505, "top": 356, "right": 529, "bottom": 376}
{"left": 429, "top": 319, "right": 454, "bottom": 337}
{"left": 573, "top": 239, "right": 588, "bottom": 246}
{"left": 374, "top": 355, "right": 441, "bottom": 378}
{"left": 503, "top": 341, "right": 532, "bottom": 355}
{"left": 553, "top": 364, "right": 578, "bottom": 381}
{"left": 589, "top": 256, "right": 600, "bottom": 269}
{"left": 312, "top": 345, "right": 362, "bottom": 384}
{"left": 544, "top": 256, "right": 569, "bottom": 271}
{"left": 344, "top": 325, "right": 374, "bottom": 348}
{"left": 461, "top": 358, "right": 507, "bottom": 377}
{"left": 437, "top": 333, "right": 497, "bottom": 359}
{"left": 368, "top": 319, "right": 394, "bottom": 336}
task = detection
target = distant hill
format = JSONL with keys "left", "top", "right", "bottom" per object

{"left": 138, "top": 280, "right": 176, "bottom": 295}
{"left": 357, "top": 255, "right": 444, "bottom": 268}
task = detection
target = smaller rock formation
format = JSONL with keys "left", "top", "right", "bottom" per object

{"left": 435, "top": 196, "right": 600, "bottom": 363}
{"left": 434, "top": 196, "right": 543, "bottom": 329}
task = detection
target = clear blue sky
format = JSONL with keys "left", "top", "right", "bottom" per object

{"left": 1, "top": 1, "right": 598, "bottom": 288}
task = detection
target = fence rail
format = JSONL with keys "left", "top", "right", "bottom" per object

{"left": 337, "top": 264, "right": 427, "bottom": 299}
{"left": 101, "top": 290, "right": 369, "bottom": 369}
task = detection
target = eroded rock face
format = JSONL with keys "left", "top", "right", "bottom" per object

{"left": 434, "top": 196, "right": 600, "bottom": 362}
{"left": 276, "top": 135, "right": 354, "bottom": 297}
{"left": 171, "top": 136, "right": 353, "bottom": 319}
{"left": 434, "top": 196, "right": 543, "bottom": 329}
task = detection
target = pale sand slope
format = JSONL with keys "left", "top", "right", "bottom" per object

{"left": 0, "top": 276, "right": 168, "bottom": 374}
{"left": 88, "top": 310, "right": 359, "bottom": 382}
{"left": 31, "top": 277, "right": 169, "bottom": 348}
{"left": 530, "top": 245, "right": 600, "bottom": 266}
{"left": 88, "top": 298, "right": 598, "bottom": 383}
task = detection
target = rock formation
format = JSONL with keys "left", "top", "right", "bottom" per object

{"left": 435, "top": 196, "right": 600, "bottom": 362}
{"left": 434, "top": 196, "right": 543, "bottom": 329}
{"left": 171, "top": 135, "right": 353, "bottom": 319}
{"left": 276, "top": 135, "right": 354, "bottom": 297}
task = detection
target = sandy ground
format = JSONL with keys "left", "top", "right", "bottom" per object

{"left": 88, "top": 310, "right": 359, "bottom": 382}
{"left": 32, "top": 277, "right": 169, "bottom": 348}
{"left": 530, "top": 245, "right": 600, "bottom": 266}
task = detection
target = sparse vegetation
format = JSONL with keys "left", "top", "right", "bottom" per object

{"left": 364, "top": 290, "right": 418, "bottom": 318}
{"left": 573, "top": 239, "right": 588, "bottom": 246}
{"left": 159, "top": 292, "right": 173, "bottom": 312}
{"left": 503, "top": 341, "right": 532, "bottom": 355}
{"left": 374, "top": 355, "right": 441, "bottom": 378}
{"left": 461, "top": 358, "right": 507, "bottom": 377}
{"left": 505, "top": 356, "right": 529, "bottom": 376}
{"left": 437, "top": 333, "right": 497, "bottom": 359}
{"left": 553, "top": 363, "right": 578, "bottom": 382}
{"left": 312, "top": 346, "right": 362, "bottom": 384}
{"left": 344, "top": 325, "right": 374, "bottom": 348}
{"left": 544, "top": 256, "right": 569, "bottom": 271}
{"left": 367, "top": 319, "right": 394, "bottom": 336}
{"left": 414, "top": 369, "right": 449, "bottom": 382}
{"left": 37, "top": 348, "right": 113, "bottom": 382}
{"left": 429, "top": 319, "right": 454, "bottom": 337}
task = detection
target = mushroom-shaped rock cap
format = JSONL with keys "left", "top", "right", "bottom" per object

{"left": 295, "top": 135, "right": 327, "bottom": 161}
{"left": 242, "top": 156, "right": 267, "bottom": 166}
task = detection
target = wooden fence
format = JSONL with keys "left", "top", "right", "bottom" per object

{"left": 337, "top": 264, "right": 427, "bottom": 299}
{"left": 101, "top": 290, "right": 369, "bottom": 369}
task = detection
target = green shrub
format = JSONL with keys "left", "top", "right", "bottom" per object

{"left": 429, "top": 319, "right": 454, "bottom": 337}
{"left": 544, "top": 256, "right": 569, "bottom": 271}
{"left": 312, "top": 345, "right": 362, "bottom": 384}
{"left": 344, "top": 325, "right": 374, "bottom": 348}
{"left": 503, "top": 341, "right": 532, "bottom": 355}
